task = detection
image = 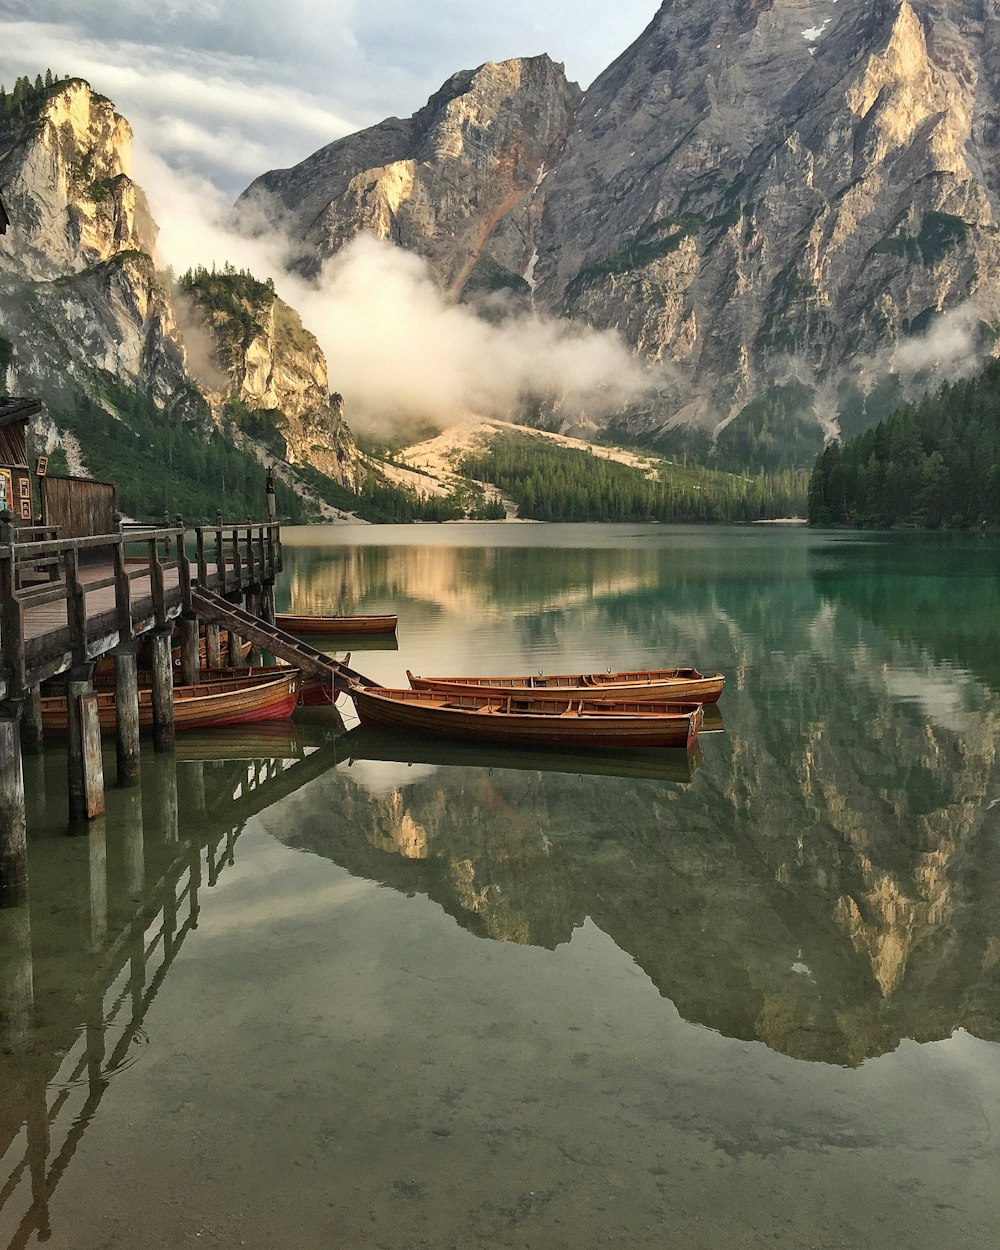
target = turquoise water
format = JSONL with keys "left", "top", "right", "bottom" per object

{"left": 2, "top": 523, "right": 999, "bottom": 1248}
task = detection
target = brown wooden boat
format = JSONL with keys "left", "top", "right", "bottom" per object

{"left": 192, "top": 664, "right": 341, "bottom": 707}
{"left": 406, "top": 665, "right": 725, "bottom": 703}
{"left": 41, "top": 671, "right": 301, "bottom": 735}
{"left": 348, "top": 684, "right": 703, "bottom": 749}
{"left": 276, "top": 611, "right": 397, "bottom": 637}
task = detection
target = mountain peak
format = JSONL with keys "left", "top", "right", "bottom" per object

{"left": 0, "top": 76, "right": 151, "bottom": 279}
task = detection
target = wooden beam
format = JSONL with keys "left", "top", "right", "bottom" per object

{"left": 20, "top": 685, "right": 43, "bottom": 755}
{"left": 179, "top": 616, "right": 200, "bottom": 686}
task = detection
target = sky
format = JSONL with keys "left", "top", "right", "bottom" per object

{"left": 0, "top": 0, "right": 659, "bottom": 198}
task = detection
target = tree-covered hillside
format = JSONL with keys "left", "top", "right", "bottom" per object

{"left": 460, "top": 432, "right": 807, "bottom": 522}
{"left": 808, "top": 361, "right": 1000, "bottom": 529}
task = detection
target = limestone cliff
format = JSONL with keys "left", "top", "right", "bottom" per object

{"left": 0, "top": 78, "right": 188, "bottom": 404}
{"left": 530, "top": 0, "right": 1000, "bottom": 450}
{"left": 0, "top": 77, "right": 154, "bottom": 280}
{"left": 177, "top": 266, "right": 359, "bottom": 488}
{"left": 237, "top": 55, "right": 581, "bottom": 300}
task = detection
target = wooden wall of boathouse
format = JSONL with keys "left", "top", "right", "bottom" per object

{"left": 40, "top": 475, "right": 117, "bottom": 550}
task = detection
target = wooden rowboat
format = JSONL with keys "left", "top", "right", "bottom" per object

{"left": 348, "top": 684, "right": 703, "bottom": 749}
{"left": 195, "top": 664, "right": 341, "bottom": 707}
{"left": 406, "top": 666, "right": 724, "bottom": 703}
{"left": 41, "top": 671, "right": 301, "bottom": 735}
{"left": 277, "top": 611, "right": 397, "bottom": 637}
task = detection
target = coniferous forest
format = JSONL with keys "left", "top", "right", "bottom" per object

{"left": 808, "top": 360, "right": 1000, "bottom": 529}
{"left": 460, "top": 433, "right": 807, "bottom": 522}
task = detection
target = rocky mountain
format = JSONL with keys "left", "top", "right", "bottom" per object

{"left": 0, "top": 77, "right": 357, "bottom": 519}
{"left": 238, "top": 1, "right": 1000, "bottom": 468}
{"left": 238, "top": 55, "right": 581, "bottom": 305}
{"left": 0, "top": 79, "right": 190, "bottom": 413}
{"left": 177, "top": 265, "right": 360, "bottom": 489}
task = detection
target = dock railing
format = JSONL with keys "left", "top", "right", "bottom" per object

{"left": 1, "top": 514, "right": 281, "bottom": 697}
{"left": 0, "top": 521, "right": 186, "bottom": 693}
{"left": 194, "top": 520, "right": 281, "bottom": 594}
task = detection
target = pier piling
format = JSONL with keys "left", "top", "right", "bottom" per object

{"left": 150, "top": 630, "right": 175, "bottom": 753}
{"left": 67, "top": 676, "right": 105, "bottom": 824}
{"left": 20, "top": 686, "right": 43, "bottom": 755}
{"left": 204, "top": 620, "right": 222, "bottom": 670}
{"left": 114, "top": 650, "right": 141, "bottom": 787}
{"left": 0, "top": 704, "right": 28, "bottom": 907}
{"left": 0, "top": 902, "right": 33, "bottom": 1043}
{"left": 179, "top": 615, "right": 200, "bottom": 686}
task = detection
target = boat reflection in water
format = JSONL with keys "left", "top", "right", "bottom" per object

{"left": 334, "top": 724, "right": 705, "bottom": 784}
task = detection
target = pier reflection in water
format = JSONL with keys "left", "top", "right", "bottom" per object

{"left": 2, "top": 525, "right": 1000, "bottom": 1249}
{"left": 0, "top": 729, "right": 342, "bottom": 1250}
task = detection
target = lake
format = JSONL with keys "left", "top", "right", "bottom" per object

{"left": 2, "top": 522, "right": 999, "bottom": 1249}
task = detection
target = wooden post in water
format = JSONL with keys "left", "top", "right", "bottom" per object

{"left": 66, "top": 677, "right": 105, "bottom": 824}
{"left": 20, "top": 685, "right": 43, "bottom": 755}
{"left": 226, "top": 614, "right": 243, "bottom": 667}
{"left": 147, "top": 756, "right": 178, "bottom": 843}
{"left": 179, "top": 615, "right": 200, "bottom": 685}
{"left": 0, "top": 902, "right": 33, "bottom": 1045}
{"left": 204, "top": 621, "right": 222, "bottom": 669}
{"left": 245, "top": 587, "right": 264, "bottom": 666}
{"left": 0, "top": 703, "right": 28, "bottom": 907}
{"left": 260, "top": 581, "right": 276, "bottom": 627}
{"left": 182, "top": 760, "right": 207, "bottom": 818}
{"left": 88, "top": 817, "right": 108, "bottom": 949}
{"left": 114, "top": 649, "right": 141, "bottom": 788}
{"left": 150, "top": 630, "right": 175, "bottom": 752}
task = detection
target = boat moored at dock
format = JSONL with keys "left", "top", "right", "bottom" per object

{"left": 406, "top": 666, "right": 725, "bottom": 703}
{"left": 40, "top": 670, "right": 302, "bottom": 735}
{"left": 348, "top": 684, "right": 704, "bottom": 749}
{"left": 276, "top": 611, "right": 397, "bottom": 636}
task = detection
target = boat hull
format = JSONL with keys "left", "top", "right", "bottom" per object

{"left": 185, "top": 664, "right": 339, "bottom": 707}
{"left": 349, "top": 685, "right": 703, "bottom": 749}
{"left": 277, "top": 612, "right": 397, "bottom": 636}
{"left": 41, "top": 672, "right": 301, "bottom": 735}
{"left": 407, "top": 666, "right": 724, "bottom": 703}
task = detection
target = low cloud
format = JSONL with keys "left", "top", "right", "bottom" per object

{"left": 892, "top": 303, "right": 985, "bottom": 380}
{"left": 135, "top": 146, "right": 656, "bottom": 436}
{"left": 294, "top": 236, "right": 655, "bottom": 434}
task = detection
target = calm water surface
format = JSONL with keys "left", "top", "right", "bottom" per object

{"left": 2, "top": 523, "right": 1000, "bottom": 1249}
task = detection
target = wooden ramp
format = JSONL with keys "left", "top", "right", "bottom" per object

{"left": 191, "top": 588, "right": 379, "bottom": 695}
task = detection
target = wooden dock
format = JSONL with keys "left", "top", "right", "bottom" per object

{"left": 0, "top": 511, "right": 349, "bottom": 904}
